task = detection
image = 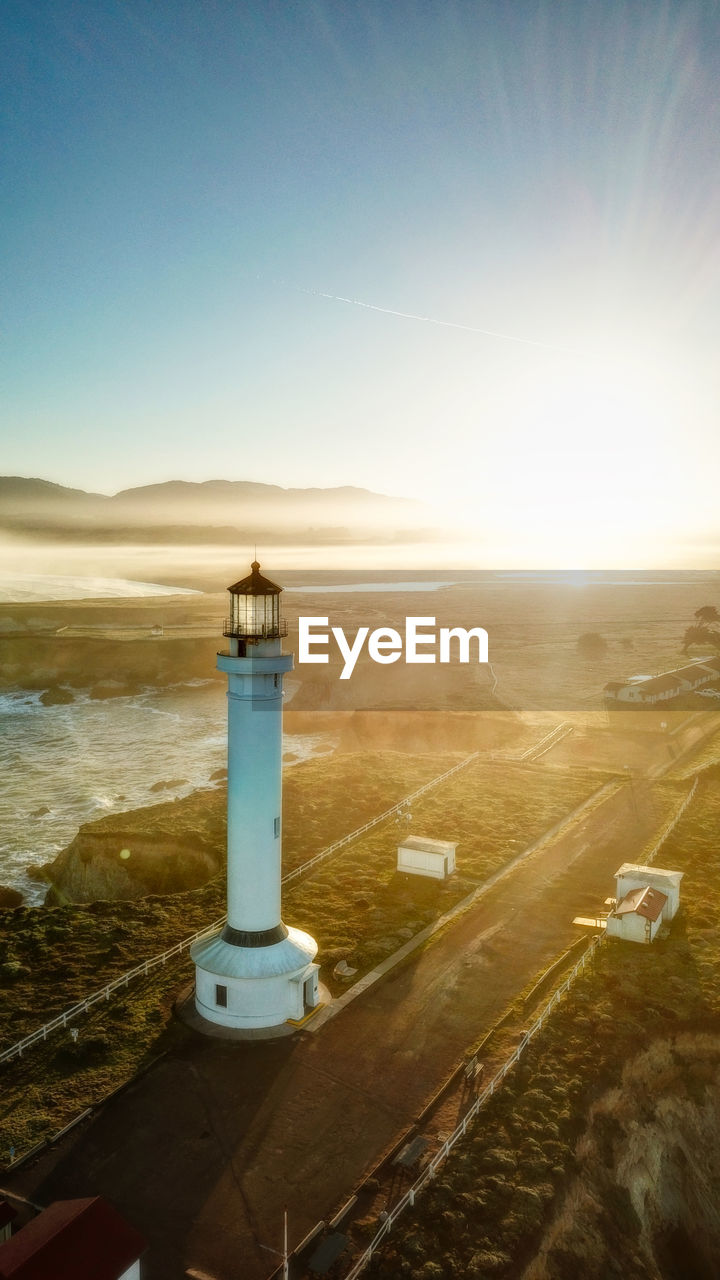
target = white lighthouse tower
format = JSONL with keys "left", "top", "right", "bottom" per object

{"left": 191, "top": 562, "right": 319, "bottom": 1032}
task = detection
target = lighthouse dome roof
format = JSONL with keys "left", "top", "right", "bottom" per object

{"left": 229, "top": 560, "right": 282, "bottom": 595}
{"left": 191, "top": 925, "right": 317, "bottom": 977}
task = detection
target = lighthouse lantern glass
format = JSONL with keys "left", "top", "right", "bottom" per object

{"left": 232, "top": 590, "right": 279, "bottom": 637}
{"left": 226, "top": 561, "right": 283, "bottom": 640}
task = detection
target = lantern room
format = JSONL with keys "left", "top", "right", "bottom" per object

{"left": 223, "top": 560, "right": 288, "bottom": 648}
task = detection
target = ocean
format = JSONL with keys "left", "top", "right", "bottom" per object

{"left": 0, "top": 681, "right": 331, "bottom": 905}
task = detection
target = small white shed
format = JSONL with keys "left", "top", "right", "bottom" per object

{"left": 397, "top": 836, "right": 456, "bottom": 880}
{"left": 606, "top": 884, "right": 667, "bottom": 944}
{"left": 614, "top": 863, "right": 683, "bottom": 921}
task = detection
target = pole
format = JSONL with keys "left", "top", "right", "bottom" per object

{"left": 284, "top": 1206, "right": 289, "bottom": 1280}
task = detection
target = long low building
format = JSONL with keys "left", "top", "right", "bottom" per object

{"left": 604, "top": 656, "right": 720, "bottom": 705}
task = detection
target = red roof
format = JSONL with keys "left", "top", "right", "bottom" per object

{"left": 614, "top": 885, "right": 667, "bottom": 923}
{"left": 0, "top": 1198, "right": 146, "bottom": 1280}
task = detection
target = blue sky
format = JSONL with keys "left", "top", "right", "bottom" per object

{"left": 3, "top": 1, "right": 720, "bottom": 563}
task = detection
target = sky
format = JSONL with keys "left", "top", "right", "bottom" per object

{"left": 2, "top": 0, "right": 720, "bottom": 566}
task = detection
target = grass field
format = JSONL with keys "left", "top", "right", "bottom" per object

{"left": 43, "top": 750, "right": 464, "bottom": 901}
{"left": 0, "top": 751, "right": 606, "bottom": 1161}
{"left": 359, "top": 765, "right": 720, "bottom": 1280}
{"left": 0, "top": 718, "right": 712, "bottom": 1172}
{"left": 664, "top": 720, "right": 720, "bottom": 779}
{"left": 285, "top": 758, "right": 609, "bottom": 977}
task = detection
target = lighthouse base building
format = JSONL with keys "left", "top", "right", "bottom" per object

{"left": 192, "top": 928, "right": 319, "bottom": 1030}
{"left": 191, "top": 562, "right": 319, "bottom": 1034}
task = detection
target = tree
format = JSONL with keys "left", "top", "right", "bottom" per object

{"left": 682, "top": 605, "right": 720, "bottom": 652}
{"left": 576, "top": 632, "right": 607, "bottom": 660}
{"left": 695, "top": 605, "right": 720, "bottom": 626}
{"left": 683, "top": 624, "right": 720, "bottom": 654}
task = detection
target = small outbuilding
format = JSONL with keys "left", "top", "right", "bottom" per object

{"left": 0, "top": 1197, "right": 146, "bottom": 1280}
{"left": 606, "top": 884, "right": 667, "bottom": 945}
{"left": 614, "top": 863, "right": 683, "bottom": 921}
{"left": 397, "top": 836, "right": 456, "bottom": 880}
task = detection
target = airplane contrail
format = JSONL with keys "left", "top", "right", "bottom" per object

{"left": 293, "top": 284, "right": 576, "bottom": 354}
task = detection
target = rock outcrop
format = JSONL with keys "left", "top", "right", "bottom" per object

{"left": 524, "top": 1033, "right": 720, "bottom": 1280}
{"left": 0, "top": 886, "right": 24, "bottom": 909}
{"left": 44, "top": 787, "right": 226, "bottom": 904}
{"left": 39, "top": 685, "right": 75, "bottom": 706}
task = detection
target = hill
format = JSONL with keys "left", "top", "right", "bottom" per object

{"left": 0, "top": 475, "right": 432, "bottom": 544}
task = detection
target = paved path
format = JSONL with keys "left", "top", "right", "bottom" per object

{"left": 8, "top": 772, "right": 686, "bottom": 1280}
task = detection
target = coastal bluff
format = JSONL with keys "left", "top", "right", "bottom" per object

{"left": 43, "top": 787, "right": 227, "bottom": 904}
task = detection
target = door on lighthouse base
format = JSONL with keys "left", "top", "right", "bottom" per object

{"left": 303, "top": 967, "right": 320, "bottom": 1012}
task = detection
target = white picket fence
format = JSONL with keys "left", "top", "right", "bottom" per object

{"left": 0, "top": 753, "right": 480, "bottom": 1065}
{"left": 0, "top": 916, "right": 225, "bottom": 1064}
{"left": 645, "top": 775, "right": 698, "bottom": 865}
{"left": 516, "top": 721, "right": 573, "bottom": 762}
{"left": 281, "top": 752, "right": 479, "bottom": 886}
{"left": 343, "top": 935, "right": 605, "bottom": 1280}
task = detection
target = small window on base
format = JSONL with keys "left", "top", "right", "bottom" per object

{"left": 273, "top": 816, "right": 280, "bottom": 838}
{"left": 215, "top": 984, "right": 228, "bottom": 1008}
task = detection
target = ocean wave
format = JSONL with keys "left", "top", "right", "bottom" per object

{"left": 0, "top": 684, "right": 334, "bottom": 899}
{"left": 0, "top": 690, "right": 45, "bottom": 715}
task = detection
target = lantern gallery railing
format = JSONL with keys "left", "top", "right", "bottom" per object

{"left": 222, "top": 617, "right": 289, "bottom": 639}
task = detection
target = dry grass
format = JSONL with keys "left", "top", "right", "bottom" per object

{"left": 664, "top": 720, "right": 720, "bottom": 779}
{"left": 286, "top": 758, "right": 604, "bottom": 978}
{"left": 0, "top": 751, "right": 602, "bottom": 1159}
{"left": 361, "top": 765, "right": 720, "bottom": 1280}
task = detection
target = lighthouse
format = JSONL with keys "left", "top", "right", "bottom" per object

{"left": 191, "top": 562, "right": 319, "bottom": 1032}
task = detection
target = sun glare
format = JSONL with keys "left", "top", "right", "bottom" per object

{"left": 435, "top": 329, "right": 707, "bottom": 565}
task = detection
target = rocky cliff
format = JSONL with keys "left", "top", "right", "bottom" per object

{"left": 525, "top": 1032, "right": 720, "bottom": 1280}
{"left": 44, "top": 787, "right": 226, "bottom": 904}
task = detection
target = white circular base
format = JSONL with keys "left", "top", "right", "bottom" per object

{"left": 191, "top": 925, "right": 319, "bottom": 1030}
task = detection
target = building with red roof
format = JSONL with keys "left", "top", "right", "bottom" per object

{"left": 0, "top": 1197, "right": 146, "bottom": 1280}
{"left": 606, "top": 884, "right": 668, "bottom": 944}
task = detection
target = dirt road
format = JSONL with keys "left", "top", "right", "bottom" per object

{"left": 7, "top": 769, "right": 688, "bottom": 1280}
